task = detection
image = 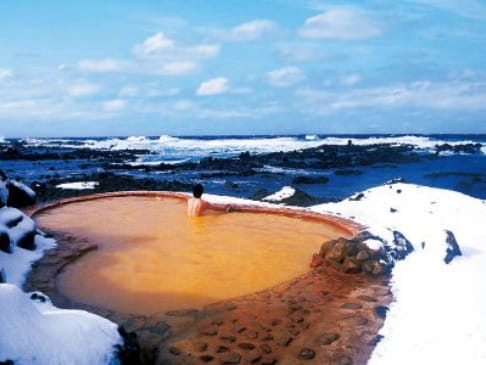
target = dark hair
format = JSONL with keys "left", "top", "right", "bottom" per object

{"left": 193, "top": 184, "right": 204, "bottom": 198}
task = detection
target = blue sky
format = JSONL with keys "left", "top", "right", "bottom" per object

{"left": 1, "top": 0, "right": 486, "bottom": 137}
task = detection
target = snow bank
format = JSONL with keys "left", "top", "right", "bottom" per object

{"left": 262, "top": 186, "right": 296, "bottom": 202}
{"left": 0, "top": 284, "right": 122, "bottom": 365}
{"left": 56, "top": 181, "right": 99, "bottom": 190}
{"left": 311, "top": 183, "right": 486, "bottom": 364}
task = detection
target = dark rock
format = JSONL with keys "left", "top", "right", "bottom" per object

{"left": 199, "top": 355, "right": 214, "bottom": 362}
{"left": 280, "top": 188, "right": 317, "bottom": 207}
{"left": 334, "top": 169, "right": 363, "bottom": 176}
{"left": 0, "top": 267, "right": 6, "bottom": 283}
{"left": 390, "top": 207, "right": 398, "bottom": 213}
{"left": 292, "top": 175, "right": 329, "bottom": 185}
{"left": 336, "top": 355, "right": 353, "bottom": 365}
{"left": 221, "top": 353, "right": 241, "bottom": 364}
{"left": 217, "top": 346, "right": 230, "bottom": 353}
{"left": 261, "top": 333, "right": 273, "bottom": 341}
{"left": 277, "top": 336, "right": 293, "bottom": 347}
{"left": 356, "top": 250, "right": 369, "bottom": 261}
{"left": 5, "top": 216, "right": 23, "bottom": 228}
{"left": 30, "top": 292, "right": 48, "bottom": 303}
{"left": 349, "top": 192, "right": 365, "bottom": 201}
{"left": 374, "top": 305, "right": 389, "bottom": 319}
{"left": 220, "top": 335, "right": 236, "bottom": 343}
{"left": 340, "top": 316, "right": 368, "bottom": 326}
{"left": 444, "top": 230, "right": 462, "bottom": 264}
{"left": 0, "top": 361, "right": 14, "bottom": 365}
{"left": 316, "top": 333, "right": 340, "bottom": 346}
{"left": 310, "top": 253, "right": 324, "bottom": 268}
{"left": 16, "top": 230, "right": 37, "bottom": 251}
{"left": 369, "top": 334, "right": 384, "bottom": 346}
{"left": 342, "top": 258, "right": 361, "bottom": 274}
{"left": 7, "top": 180, "right": 36, "bottom": 208}
{"left": 298, "top": 348, "right": 316, "bottom": 360}
{"left": 0, "top": 232, "right": 12, "bottom": 253}
{"left": 238, "top": 343, "right": 255, "bottom": 350}
{"left": 247, "top": 353, "right": 262, "bottom": 363}
{"left": 168, "top": 346, "right": 181, "bottom": 356}
{"left": 325, "top": 240, "right": 346, "bottom": 262}
{"left": 117, "top": 326, "right": 141, "bottom": 365}
{"left": 391, "top": 231, "right": 414, "bottom": 260}
{"left": 260, "top": 344, "right": 272, "bottom": 354}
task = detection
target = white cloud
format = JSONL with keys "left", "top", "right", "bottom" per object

{"left": 158, "top": 61, "right": 199, "bottom": 75}
{"left": 78, "top": 58, "right": 129, "bottom": 72}
{"left": 226, "top": 20, "right": 277, "bottom": 42}
{"left": 196, "top": 77, "right": 230, "bottom": 96}
{"left": 0, "top": 68, "right": 13, "bottom": 81}
{"left": 268, "top": 67, "right": 305, "bottom": 87}
{"left": 407, "top": 0, "right": 486, "bottom": 20}
{"left": 341, "top": 74, "right": 362, "bottom": 86}
{"left": 277, "top": 44, "right": 333, "bottom": 62}
{"left": 133, "top": 32, "right": 174, "bottom": 56}
{"left": 299, "top": 7, "right": 383, "bottom": 40}
{"left": 67, "top": 83, "right": 101, "bottom": 97}
{"left": 103, "top": 99, "right": 125, "bottom": 111}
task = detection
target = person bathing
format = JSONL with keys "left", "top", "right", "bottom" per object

{"left": 187, "top": 183, "right": 233, "bottom": 216}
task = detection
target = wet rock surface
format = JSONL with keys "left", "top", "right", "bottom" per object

{"left": 25, "top": 228, "right": 392, "bottom": 365}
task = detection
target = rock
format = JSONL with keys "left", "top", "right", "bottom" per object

{"left": 260, "top": 344, "right": 272, "bottom": 354}
{"left": 316, "top": 333, "right": 340, "bottom": 346}
{"left": 342, "top": 259, "right": 361, "bottom": 274}
{"left": 16, "top": 230, "right": 37, "bottom": 251}
{"left": 117, "top": 326, "right": 141, "bottom": 365}
{"left": 369, "top": 334, "right": 384, "bottom": 346}
{"left": 0, "top": 232, "right": 12, "bottom": 253}
{"left": 292, "top": 175, "right": 329, "bottom": 185}
{"left": 336, "top": 356, "right": 353, "bottom": 365}
{"left": 220, "top": 335, "right": 236, "bottom": 343}
{"left": 356, "top": 250, "right": 369, "bottom": 261}
{"left": 340, "top": 315, "right": 368, "bottom": 326}
{"left": 391, "top": 231, "right": 414, "bottom": 260}
{"left": 277, "top": 336, "right": 293, "bottom": 347}
{"left": 260, "top": 357, "right": 277, "bottom": 365}
{"left": 349, "top": 192, "right": 365, "bottom": 201}
{"left": 374, "top": 306, "right": 389, "bottom": 319}
{"left": 247, "top": 353, "right": 262, "bottom": 363}
{"left": 325, "top": 240, "right": 346, "bottom": 262}
{"left": 298, "top": 348, "right": 316, "bottom": 360}
{"left": 238, "top": 343, "right": 255, "bottom": 350}
{"left": 199, "top": 355, "right": 214, "bottom": 362}
{"left": 30, "top": 292, "right": 48, "bottom": 303}
{"left": 221, "top": 353, "right": 241, "bottom": 364}
{"left": 7, "top": 180, "right": 36, "bottom": 208}
{"left": 168, "top": 346, "right": 181, "bottom": 356}
{"left": 261, "top": 333, "right": 273, "bottom": 341}
{"left": 310, "top": 253, "right": 323, "bottom": 268}
{"left": 0, "top": 169, "right": 9, "bottom": 208}
{"left": 444, "top": 230, "right": 462, "bottom": 264}
{"left": 217, "top": 345, "right": 230, "bottom": 353}
{"left": 0, "top": 267, "right": 6, "bottom": 283}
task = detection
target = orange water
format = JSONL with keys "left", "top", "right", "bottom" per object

{"left": 36, "top": 196, "right": 348, "bottom": 314}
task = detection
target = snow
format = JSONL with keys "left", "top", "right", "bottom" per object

{"left": 0, "top": 284, "right": 122, "bottom": 365}
{"left": 55, "top": 181, "right": 99, "bottom": 190}
{"left": 262, "top": 186, "right": 296, "bottom": 202}
{"left": 0, "top": 207, "right": 56, "bottom": 286}
{"left": 311, "top": 183, "right": 486, "bottom": 364}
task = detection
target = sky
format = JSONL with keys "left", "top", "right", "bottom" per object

{"left": 1, "top": 0, "right": 486, "bottom": 137}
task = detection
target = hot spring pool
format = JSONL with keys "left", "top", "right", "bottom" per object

{"left": 35, "top": 195, "right": 352, "bottom": 314}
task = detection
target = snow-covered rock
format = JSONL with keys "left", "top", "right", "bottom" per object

{"left": 0, "top": 284, "right": 123, "bottom": 365}
{"left": 262, "top": 186, "right": 296, "bottom": 202}
{"left": 7, "top": 180, "right": 36, "bottom": 208}
{"left": 311, "top": 183, "right": 486, "bottom": 364}
{"left": 0, "top": 169, "right": 9, "bottom": 208}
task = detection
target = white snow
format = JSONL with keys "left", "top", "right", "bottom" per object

{"left": 262, "top": 186, "right": 296, "bottom": 202}
{"left": 311, "top": 183, "right": 486, "bottom": 364}
{"left": 0, "top": 207, "right": 56, "bottom": 286}
{"left": 56, "top": 181, "right": 99, "bottom": 190}
{"left": 0, "top": 284, "right": 122, "bottom": 365}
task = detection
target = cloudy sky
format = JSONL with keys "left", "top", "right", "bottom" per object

{"left": 1, "top": 0, "right": 486, "bottom": 137}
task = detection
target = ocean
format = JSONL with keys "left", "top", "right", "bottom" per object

{"left": 2, "top": 134, "right": 486, "bottom": 201}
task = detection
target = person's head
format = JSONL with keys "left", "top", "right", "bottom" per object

{"left": 193, "top": 183, "right": 204, "bottom": 198}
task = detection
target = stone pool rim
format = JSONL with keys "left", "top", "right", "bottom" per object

{"left": 29, "top": 190, "right": 362, "bottom": 236}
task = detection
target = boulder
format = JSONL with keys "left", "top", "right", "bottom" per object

{"left": 444, "top": 230, "right": 462, "bottom": 264}
{"left": 7, "top": 180, "right": 36, "bottom": 208}
{"left": 0, "top": 267, "right": 6, "bottom": 283}
{"left": 0, "top": 169, "right": 8, "bottom": 208}
{"left": 0, "top": 231, "right": 12, "bottom": 253}
{"left": 16, "top": 230, "right": 37, "bottom": 251}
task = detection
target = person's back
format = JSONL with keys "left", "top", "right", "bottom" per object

{"left": 187, "top": 183, "right": 232, "bottom": 216}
